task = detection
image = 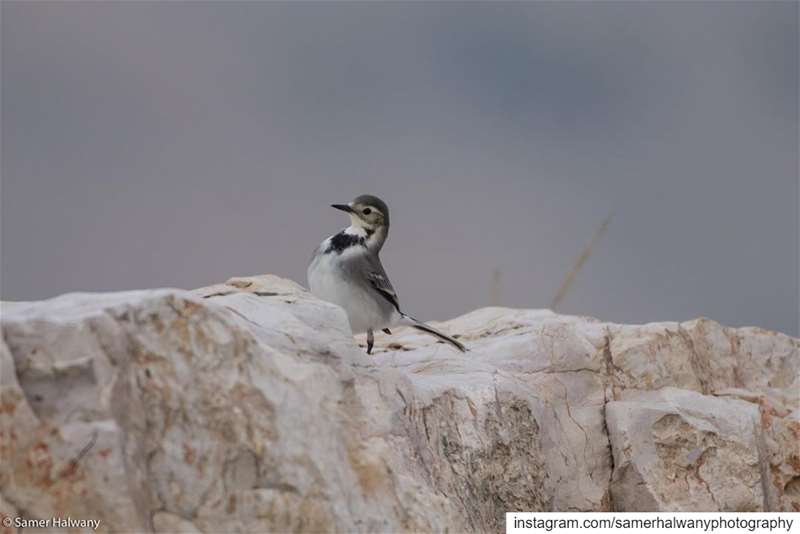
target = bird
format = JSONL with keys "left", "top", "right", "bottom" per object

{"left": 307, "top": 194, "right": 466, "bottom": 355}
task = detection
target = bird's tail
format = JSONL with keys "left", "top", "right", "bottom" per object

{"left": 399, "top": 313, "right": 467, "bottom": 353}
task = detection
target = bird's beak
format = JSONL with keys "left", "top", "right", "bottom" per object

{"left": 331, "top": 204, "right": 355, "bottom": 214}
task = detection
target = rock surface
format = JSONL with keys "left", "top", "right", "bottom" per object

{"left": 1, "top": 274, "right": 798, "bottom": 533}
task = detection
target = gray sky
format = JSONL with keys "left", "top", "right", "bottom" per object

{"left": 2, "top": 1, "right": 798, "bottom": 336}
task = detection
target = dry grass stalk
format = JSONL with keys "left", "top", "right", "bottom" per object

{"left": 551, "top": 212, "right": 614, "bottom": 311}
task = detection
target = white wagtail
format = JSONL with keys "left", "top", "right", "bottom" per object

{"left": 307, "top": 194, "right": 466, "bottom": 354}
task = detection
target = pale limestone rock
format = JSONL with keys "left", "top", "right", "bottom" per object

{"left": 152, "top": 512, "right": 202, "bottom": 533}
{"left": 606, "top": 388, "right": 765, "bottom": 511}
{"left": 753, "top": 403, "right": 800, "bottom": 512}
{"left": 0, "top": 495, "right": 19, "bottom": 534}
{"left": 605, "top": 319, "right": 799, "bottom": 410}
{"left": 1, "top": 274, "right": 798, "bottom": 533}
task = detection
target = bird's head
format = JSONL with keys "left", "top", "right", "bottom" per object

{"left": 331, "top": 194, "right": 390, "bottom": 233}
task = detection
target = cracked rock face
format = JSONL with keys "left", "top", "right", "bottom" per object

{"left": 607, "top": 388, "right": 765, "bottom": 511}
{"left": 1, "top": 275, "right": 798, "bottom": 533}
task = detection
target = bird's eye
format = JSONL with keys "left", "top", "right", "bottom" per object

{"left": 362, "top": 208, "right": 372, "bottom": 215}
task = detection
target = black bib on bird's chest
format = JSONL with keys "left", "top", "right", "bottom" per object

{"left": 325, "top": 232, "right": 366, "bottom": 254}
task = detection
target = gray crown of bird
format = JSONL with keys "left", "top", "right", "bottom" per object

{"left": 307, "top": 194, "right": 466, "bottom": 354}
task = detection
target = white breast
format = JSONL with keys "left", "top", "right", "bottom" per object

{"left": 307, "top": 240, "right": 397, "bottom": 334}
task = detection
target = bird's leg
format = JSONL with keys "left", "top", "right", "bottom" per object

{"left": 366, "top": 329, "right": 374, "bottom": 355}
{"left": 382, "top": 328, "right": 392, "bottom": 335}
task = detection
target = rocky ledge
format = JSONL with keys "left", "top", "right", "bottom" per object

{"left": 1, "top": 275, "right": 798, "bottom": 533}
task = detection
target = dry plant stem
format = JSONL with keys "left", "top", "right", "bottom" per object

{"left": 551, "top": 212, "right": 614, "bottom": 311}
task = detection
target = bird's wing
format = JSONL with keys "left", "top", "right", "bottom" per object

{"left": 363, "top": 255, "right": 401, "bottom": 313}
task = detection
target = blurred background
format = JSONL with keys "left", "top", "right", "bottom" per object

{"left": 2, "top": 1, "right": 797, "bottom": 335}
